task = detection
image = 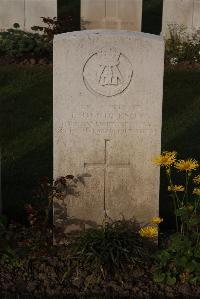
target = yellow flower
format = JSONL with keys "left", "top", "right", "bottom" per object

{"left": 151, "top": 217, "right": 163, "bottom": 225}
{"left": 139, "top": 226, "right": 158, "bottom": 238}
{"left": 193, "top": 188, "right": 200, "bottom": 196}
{"left": 153, "top": 151, "right": 177, "bottom": 167}
{"left": 193, "top": 175, "right": 200, "bottom": 185}
{"left": 174, "top": 159, "right": 199, "bottom": 172}
{"left": 168, "top": 185, "right": 185, "bottom": 192}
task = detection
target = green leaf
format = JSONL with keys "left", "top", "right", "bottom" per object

{"left": 175, "top": 207, "right": 187, "bottom": 217}
{"left": 189, "top": 276, "right": 198, "bottom": 285}
{"left": 153, "top": 271, "right": 166, "bottom": 283}
{"left": 176, "top": 256, "right": 188, "bottom": 268}
{"left": 194, "top": 247, "right": 200, "bottom": 258}
{"left": 166, "top": 273, "right": 176, "bottom": 285}
{"left": 154, "top": 250, "right": 171, "bottom": 266}
{"left": 187, "top": 217, "right": 199, "bottom": 227}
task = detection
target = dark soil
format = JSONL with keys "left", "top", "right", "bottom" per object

{"left": 0, "top": 226, "right": 200, "bottom": 299}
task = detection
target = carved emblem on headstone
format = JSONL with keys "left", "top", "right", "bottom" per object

{"left": 83, "top": 47, "right": 133, "bottom": 97}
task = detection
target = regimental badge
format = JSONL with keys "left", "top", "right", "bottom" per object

{"left": 83, "top": 47, "right": 133, "bottom": 97}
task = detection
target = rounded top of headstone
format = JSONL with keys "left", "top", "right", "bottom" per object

{"left": 54, "top": 29, "right": 164, "bottom": 43}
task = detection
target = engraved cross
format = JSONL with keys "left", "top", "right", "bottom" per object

{"left": 84, "top": 139, "right": 130, "bottom": 217}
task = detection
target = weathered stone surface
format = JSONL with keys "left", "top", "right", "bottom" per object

{"left": 162, "top": 0, "right": 200, "bottom": 38}
{"left": 0, "top": 0, "right": 25, "bottom": 31}
{"left": 0, "top": 0, "right": 57, "bottom": 31}
{"left": 193, "top": 0, "right": 200, "bottom": 29}
{"left": 25, "top": 0, "right": 57, "bottom": 31}
{"left": 81, "top": 0, "right": 143, "bottom": 31}
{"left": 53, "top": 30, "right": 164, "bottom": 239}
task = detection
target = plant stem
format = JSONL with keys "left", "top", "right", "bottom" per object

{"left": 166, "top": 168, "right": 179, "bottom": 232}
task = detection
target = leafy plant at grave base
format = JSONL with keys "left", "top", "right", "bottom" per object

{"left": 152, "top": 151, "right": 200, "bottom": 285}
{"left": 23, "top": 174, "right": 89, "bottom": 246}
{"left": 69, "top": 219, "right": 155, "bottom": 280}
{"left": 165, "top": 24, "right": 200, "bottom": 66}
{"left": 0, "top": 173, "right": 90, "bottom": 264}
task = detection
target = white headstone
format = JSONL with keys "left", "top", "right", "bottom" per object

{"left": 0, "top": 0, "right": 57, "bottom": 32}
{"left": 53, "top": 30, "right": 164, "bottom": 239}
{"left": 81, "top": 0, "right": 143, "bottom": 31}
{"left": 162, "top": 0, "right": 200, "bottom": 38}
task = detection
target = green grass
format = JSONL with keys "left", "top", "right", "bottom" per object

{"left": 1, "top": 66, "right": 200, "bottom": 224}
{"left": 0, "top": 66, "right": 52, "bottom": 221}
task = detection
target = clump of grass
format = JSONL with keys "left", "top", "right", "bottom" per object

{"left": 71, "top": 219, "right": 155, "bottom": 278}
